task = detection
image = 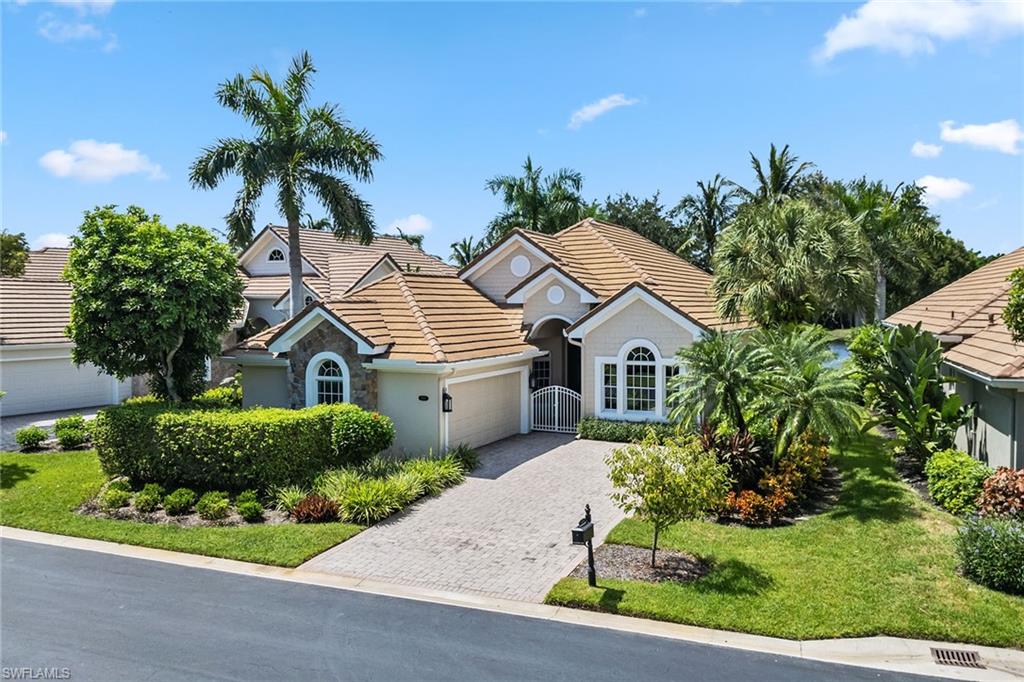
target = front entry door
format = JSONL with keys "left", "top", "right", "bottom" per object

{"left": 566, "top": 342, "right": 581, "bottom": 393}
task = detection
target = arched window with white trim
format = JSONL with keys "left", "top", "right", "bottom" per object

{"left": 624, "top": 346, "right": 657, "bottom": 414}
{"left": 267, "top": 248, "right": 285, "bottom": 262}
{"left": 305, "top": 352, "right": 350, "bottom": 406}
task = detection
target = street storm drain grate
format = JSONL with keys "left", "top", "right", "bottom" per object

{"left": 931, "top": 648, "right": 985, "bottom": 669}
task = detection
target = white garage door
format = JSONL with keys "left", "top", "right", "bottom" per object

{"left": 446, "top": 370, "right": 524, "bottom": 449}
{"left": 0, "top": 357, "right": 122, "bottom": 416}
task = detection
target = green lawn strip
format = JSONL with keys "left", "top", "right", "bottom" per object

{"left": 545, "top": 432, "right": 1024, "bottom": 648}
{"left": 0, "top": 451, "right": 361, "bottom": 567}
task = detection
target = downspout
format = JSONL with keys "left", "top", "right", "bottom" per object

{"left": 438, "top": 366, "right": 456, "bottom": 454}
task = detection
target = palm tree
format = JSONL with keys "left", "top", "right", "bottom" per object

{"left": 391, "top": 227, "right": 424, "bottom": 250}
{"left": 190, "top": 51, "right": 382, "bottom": 317}
{"left": 733, "top": 144, "right": 814, "bottom": 205}
{"left": 450, "top": 236, "right": 484, "bottom": 267}
{"left": 484, "top": 156, "right": 588, "bottom": 242}
{"left": 667, "top": 330, "right": 768, "bottom": 433}
{"left": 713, "top": 200, "right": 873, "bottom": 326}
{"left": 302, "top": 213, "right": 332, "bottom": 231}
{"left": 755, "top": 325, "right": 860, "bottom": 458}
{"left": 674, "top": 174, "right": 738, "bottom": 271}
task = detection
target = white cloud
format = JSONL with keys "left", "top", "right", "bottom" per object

{"left": 815, "top": 0, "right": 1024, "bottom": 62}
{"left": 32, "top": 232, "right": 72, "bottom": 249}
{"left": 633, "top": 7, "right": 648, "bottom": 19}
{"left": 940, "top": 119, "right": 1023, "bottom": 155}
{"left": 39, "top": 140, "right": 165, "bottom": 182}
{"left": 38, "top": 14, "right": 102, "bottom": 42}
{"left": 568, "top": 93, "right": 639, "bottom": 130}
{"left": 0, "top": 131, "right": 6, "bottom": 144}
{"left": 916, "top": 175, "right": 973, "bottom": 204}
{"left": 53, "top": 0, "right": 115, "bottom": 15}
{"left": 910, "top": 141, "right": 942, "bottom": 158}
{"left": 386, "top": 213, "right": 433, "bottom": 235}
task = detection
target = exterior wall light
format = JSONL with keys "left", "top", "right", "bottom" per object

{"left": 442, "top": 390, "right": 453, "bottom": 413}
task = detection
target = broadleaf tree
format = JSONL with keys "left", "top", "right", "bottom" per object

{"left": 64, "top": 206, "right": 244, "bottom": 402}
{"left": 190, "top": 51, "right": 381, "bottom": 318}
{"left": 0, "top": 230, "right": 29, "bottom": 277}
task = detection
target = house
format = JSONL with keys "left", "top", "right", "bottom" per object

{"left": 0, "top": 248, "right": 137, "bottom": 416}
{"left": 228, "top": 219, "right": 742, "bottom": 454}
{"left": 886, "top": 246, "right": 1024, "bottom": 469}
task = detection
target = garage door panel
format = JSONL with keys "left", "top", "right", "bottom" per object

{"left": 0, "top": 357, "right": 119, "bottom": 416}
{"left": 447, "top": 371, "right": 522, "bottom": 449}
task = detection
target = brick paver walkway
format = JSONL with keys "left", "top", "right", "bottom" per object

{"left": 300, "top": 433, "right": 623, "bottom": 602}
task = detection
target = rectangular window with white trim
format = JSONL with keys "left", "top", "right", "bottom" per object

{"left": 602, "top": 363, "right": 617, "bottom": 411}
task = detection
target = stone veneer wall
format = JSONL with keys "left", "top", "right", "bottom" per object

{"left": 287, "top": 320, "right": 377, "bottom": 410}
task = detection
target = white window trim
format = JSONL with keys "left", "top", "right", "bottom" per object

{"left": 267, "top": 248, "right": 287, "bottom": 263}
{"left": 593, "top": 339, "right": 677, "bottom": 422}
{"left": 505, "top": 268, "right": 599, "bottom": 305}
{"left": 305, "top": 351, "right": 351, "bottom": 407}
{"left": 459, "top": 235, "right": 553, "bottom": 280}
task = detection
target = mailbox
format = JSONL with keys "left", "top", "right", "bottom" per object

{"left": 571, "top": 520, "right": 594, "bottom": 545}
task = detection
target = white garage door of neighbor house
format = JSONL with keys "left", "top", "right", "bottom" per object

{"left": 447, "top": 371, "right": 522, "bottom": 449}
{"left": 0, "top": 357, "right": 121, "bottom": 416}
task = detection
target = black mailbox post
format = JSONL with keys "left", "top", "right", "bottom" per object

{"left": 571, "top": 504, "right": 597, "bottom": 587}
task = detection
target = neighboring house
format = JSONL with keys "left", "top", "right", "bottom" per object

{"left": 228, "top": 219, "right": 742, "bottom": 454}
{"left": 887, "top": 246, "right": 1024, "bottom": 470}
{"left": 0, "top": 248, "right": 136, "bottom": 416}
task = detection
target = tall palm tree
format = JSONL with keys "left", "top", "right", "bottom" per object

{"left": 713, "top": 200, "right": 872, "bottom": 325}
{"left": 450, "top": 236, "right": 484, "bottom": 267}
{"left": 756, "top": 325, "right": 860, "bottom": 459}
{"left": 667, "top": 330, "right": 768, "bottom": 433}
{"left": 733, "top": 144, "right": 814, "bottom": 205}
{"left": 190, "top": 51, "right": 382, "bottom": 317}
{"left": 302, "top": 213, "right": 332, "bottom": 231}
{"left": 484, "top": 156, "right": 588, "bottom": 242}
{"left": 674, "top": 174, "right": 738, "bottom": 271}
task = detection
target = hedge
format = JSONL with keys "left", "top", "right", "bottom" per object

{"left": 94, "top": 402, "right": 394, "bottom": 491}
{"left": 577, "top": 417, "right": 679, "bottom": 444}
{"left": 955, "top": 516, "right": 1024, "bottom": 595}
{"left": 924, "top": 449, "right": 991, "bottom": 515}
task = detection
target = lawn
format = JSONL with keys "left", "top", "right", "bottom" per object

{"left": 546, "top": 431, "right": 1024, "bottom": 648}
{"left": 0, "top": 450, "right": 361, "bottom": 567}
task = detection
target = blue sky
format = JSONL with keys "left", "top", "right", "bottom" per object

{"left": 3, "top": 1, "right": 1022, "bottom": 260}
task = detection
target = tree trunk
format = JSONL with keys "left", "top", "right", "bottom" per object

{"left": 651, "top": 524, "right": 659, "bottom": 568}
{"left": 287, "top": 218, "right": 304, "bottom": 319}
{"left": 163, "top": 334, "right": 184, "bottom": 403}
{"left": 874, "top": 265, "right": 887, "bottom": 322}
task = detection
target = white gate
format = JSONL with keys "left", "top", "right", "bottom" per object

{"left": 530, "top": 385, "right": 582, "bottom": 433}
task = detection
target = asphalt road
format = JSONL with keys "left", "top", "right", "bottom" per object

{"left": 1, "top": 539, "right": 936, "bottom": 682}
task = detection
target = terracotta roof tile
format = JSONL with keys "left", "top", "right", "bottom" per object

{"left": 21, "top": 248, "right": 70, "bottom": 280}
{"left": 0, "top": 278, "right": 72, "bottom": 345}
{"left": 945, "top": 322, "right": 1024, "bottom": 380}
{"left": 268, "top": 227, "right": 454, "bottom": 276}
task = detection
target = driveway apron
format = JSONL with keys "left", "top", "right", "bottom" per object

{"left": 300, "top": 433, "right": 623, "bottom": 603}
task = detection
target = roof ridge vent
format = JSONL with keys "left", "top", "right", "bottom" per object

{"left": 393, "top": 271, "right": 447, "bottom": 362}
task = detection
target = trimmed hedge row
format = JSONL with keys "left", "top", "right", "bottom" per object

{"left": 94, "top": 402, "right": 394, "bottom": 492}
{"left": 924, "top": 449, "right": 991, "bottom": 515}
{"left": 577, "top": 417, "right": 679, "bottom": 444}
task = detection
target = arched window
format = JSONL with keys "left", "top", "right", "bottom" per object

{"left": 304, "top": 294, "right": 315, "bottom": 307}
{"left": 268, "top": 248, "right": 285, "bottom": 262}
{"left": 624, "top": 346, "right": 656, "bottom": 413}
{"left": 305, "top": 352, "right": 350, "bottom": 406}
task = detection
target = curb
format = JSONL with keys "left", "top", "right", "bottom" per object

{"left": 3, "top": 526, "right": 1022, "bottom": 681}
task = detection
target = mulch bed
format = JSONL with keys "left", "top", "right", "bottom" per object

{"left": 570, "top": 543, "right": 710, "bottom": 584}
{"left": 77, "top": 499, "right": 291, "bottom": 527}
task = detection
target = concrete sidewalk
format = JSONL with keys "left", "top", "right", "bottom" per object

{"left": 5, "top": 526, "right": 1022, "bottom": 681}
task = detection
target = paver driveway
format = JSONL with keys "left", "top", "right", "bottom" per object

{"left": 300, "top": 433, "right": 623, "bottom": 602}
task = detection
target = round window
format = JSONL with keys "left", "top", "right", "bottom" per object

{"left": 547, "top": 285, "right": 565, "bottom": 305}
{"left": 510, "top": 255, "right": 531, "bottom": 277}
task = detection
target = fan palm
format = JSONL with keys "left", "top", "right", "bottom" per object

{"left": 667, "top": 330, "right": 768, "bottom": 433}
{"left": 190, "top": 51, "right": 382, "bottom": 317}
{"left": 484, "top": 156, "right": 588, "bottom": 242}
{"left": 674, "top": 174, "right": 738, "bottom": 271}
{"left": 450, "top": 236, "right": 484, "bottom": 267}
{"left": 733, "top": 143, "right": 814, "bottom": 205}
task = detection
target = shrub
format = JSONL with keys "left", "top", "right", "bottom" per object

{"left": 401, "top": 456, "right": 464, "bottom": 497}
{"left": 133, "top": 483, "right": 165, "bottom": 513}
{"left": 387, "top": 471, "right": 426, "bottom": 506}
{"left": 577, "top": 417, "right": 677, "bottom": 444}
{"left": 235, "top": 489, "right": 259, "bottom": 506}
{"left": 848, "top": 323, "right": 885, "bottom": 406}
{"left": 725, "top": 489, "right": 789, "bottom": 526}
{"left": 293, "top": 494, "right": 340, "bottom": 523}
{"left": 330, "top": 406, "right": 395, "bottom": 466}
{"left": 313, "top": 469, "right": 363, "bottom": 504}
{"left": 978, "top": 467, "right": 1024, "bottom": 519}
{"left": 15, "top": 425, "right": 48, "bottom": 451}
{"left": 54, "top": 414, "right": 91, "bottom": 450}
{"left": 955, "top": 516, "right": 1024, "bottom": 595}
{"left": 196, "top": 491, "right": 230, "bottom": 520}
{"left": 190, "top": 384, "right": 242, "bottom": 409}
{"left": 273, "top": 486, "right": 308, "bottom": 514}
{"left": 99, "top": 487, "right": 132, "bottom": 510}
{"left": 697, "top": 423, "right": 768, "bottom": 491}
{"left": 925, "top": 450, "right": 991, "bottom": 515}
{"left": 339, "top": 479, "right": 402, "bottom": 524}
{"left": 446, "top": 444, "right": 479, "bottom": 472}
{"left": 237, "top": 500, "right": 264, "bottom": 523}
{"left": 163, "top": 488, "right": 197, "bottom": 516}
{"left": 358, "top": 455, "right": 402, "bottom": 479}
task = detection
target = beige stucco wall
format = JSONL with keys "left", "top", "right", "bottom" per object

{"left": 468, "top": 244, "right": 547, "bottom": 302}
{"left": 241, "top": 365, "right": 290, "bottom": 408}
{"left": 377, "top": 371, "right": 443, "bottom": 457}
{"left": 580, "top": 298, "right": 694, "bottom": 418}
{"left": 522, "top": 282, "right": 589, "bottom": 327}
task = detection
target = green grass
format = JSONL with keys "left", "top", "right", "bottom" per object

{"left": 0, "top": 450, "right": 361, "bottom": 567}
{"left": 546, "top": 432, "right": 1024, "bottom": 648}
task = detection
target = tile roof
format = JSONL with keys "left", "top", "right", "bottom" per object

{"left": 268, "top": 227, "right": 454, "bottom": 276}
{"left": 0, "top": 278, "right": 72, "bottom": 345}
{"left": 944, "top": 320, "right": 1024, "bottom": 380}
{"left": 21, "top": 247, "right": 71, "bottom": 280}
{"left": 886, "top": 246, "right": 1024, "bottom": 336}
{"left": 242, "top": 274, "right": 328, "bottom": 299}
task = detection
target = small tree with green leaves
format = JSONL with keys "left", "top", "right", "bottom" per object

{"left": 0, "top": 230, "right": 29, "bottom": 277}
{"left": 1004, "top": 268, "right": 1024, "bottom": 343}
{"left": 606, "top": 433, "right": 731, "bottom": 567}
{"left": 64, "top": 206, "right": 244, "bottom": 402}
